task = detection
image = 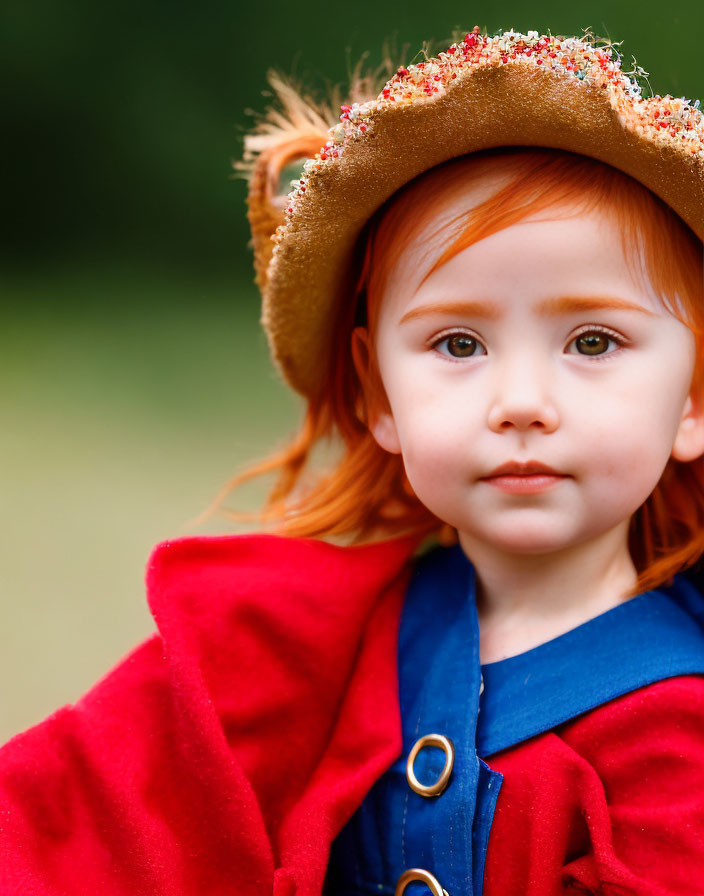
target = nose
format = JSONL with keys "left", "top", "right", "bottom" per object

{"left": 486, "top": 353, "right": 560, "bottom": 434}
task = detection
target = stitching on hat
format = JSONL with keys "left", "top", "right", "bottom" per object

{"left": 272, "top": 27, "right": 704, "bottom": 252}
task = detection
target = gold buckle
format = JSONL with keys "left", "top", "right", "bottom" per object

{"left": 405, "top": 733, "right": 455, "bottom": 797}
{"left": 395, "top": 868, "right": 450, "bottom": 896}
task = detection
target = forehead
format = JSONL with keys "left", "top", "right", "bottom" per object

{"left": 382, "top": 199, "right": 663, "bottom": 321}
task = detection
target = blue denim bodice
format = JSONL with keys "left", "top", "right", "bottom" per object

{"left": 324, "top": 544, "right": 704, "bottom": 896}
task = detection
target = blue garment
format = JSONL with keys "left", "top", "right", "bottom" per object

{"left": 324, "top": 543, "right": 704, "bottom": 896}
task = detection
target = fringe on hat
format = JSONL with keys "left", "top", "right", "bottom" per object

{"left": 235, "top": 44, "right": 409, "bottom": 293}
{"left": 233, "top": 28, "right": 643, "bottom": 294}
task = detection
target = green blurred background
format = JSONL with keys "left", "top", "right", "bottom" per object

{"left": 2, "top": 0, "right": 703, "bottom": 742}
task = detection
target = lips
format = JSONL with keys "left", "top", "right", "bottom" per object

{"left": 482, "top": 460, "right": 566, "bottom": 478}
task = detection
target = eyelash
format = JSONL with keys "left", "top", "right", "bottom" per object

{"left": 430, "top": 325, "right": 628, "bottom": 361}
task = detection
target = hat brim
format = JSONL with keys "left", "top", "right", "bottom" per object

{"left": 263, "top": 60, "right": 704, "bottom": 397}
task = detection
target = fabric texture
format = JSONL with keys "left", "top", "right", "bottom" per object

{"left": 325, "top": 544, "right": 501, "bottom": 896}
{"left": 2, "top": 533, "right": 704, "bottom": 896}
{"left": 0, "top": 533, "right": 418, "bottom": 896}
{"left": 326, "top": 543, "right": 704, "bottom": 896}
{"left": 325, "top": 677, "right": 704, "bottom": 896}
{"left": 484, "top": 674, "right": 704, "bottom": 895}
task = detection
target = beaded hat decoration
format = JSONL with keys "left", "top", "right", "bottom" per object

{"left": 239, "top": 27, "right": 704, "bottom": 397}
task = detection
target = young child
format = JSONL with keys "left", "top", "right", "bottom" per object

{"left": 2, "top": 26, "right": 704, "bottom": 896}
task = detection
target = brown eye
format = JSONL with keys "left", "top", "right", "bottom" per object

{"left": 439, "top": 334, "right": 483, "bottom": 358}
{"left": 574, "top": 331, "right": 611, "bottom": 355}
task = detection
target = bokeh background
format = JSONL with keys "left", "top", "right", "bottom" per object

{"left": 2, "top": 0, "right": 703, "bottom": 742}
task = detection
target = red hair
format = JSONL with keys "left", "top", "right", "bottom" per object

{"left": 207, "top": 146, "right": 704, "bottom": 593}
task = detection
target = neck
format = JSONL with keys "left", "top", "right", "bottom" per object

{"left": 457, "top": 522, "right": 639, "bottom": 662}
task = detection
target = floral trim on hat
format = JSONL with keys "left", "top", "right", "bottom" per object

{"left": 273, "top": 26, "right": 704, "bottom": 244}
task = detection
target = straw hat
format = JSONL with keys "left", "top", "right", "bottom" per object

{"left": 239, "top": 27, "right": 704, "bottom": 397}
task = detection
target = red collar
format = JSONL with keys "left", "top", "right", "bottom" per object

{"left": 145, "top": 532, "right": 419, "bottom": 892}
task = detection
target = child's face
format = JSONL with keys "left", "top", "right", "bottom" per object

{"left": 354, "top": 186, "right": 704, "bottom": 559}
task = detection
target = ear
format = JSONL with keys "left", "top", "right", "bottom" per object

{"left": 671, "top": 389, "right": 704, "bottom": 462}
{"left": 351, "top": 326, "right": 402, "bottom": 455}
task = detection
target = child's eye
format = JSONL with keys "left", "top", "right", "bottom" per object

{"left": 566, "top": 327, "right": 624, "bottom": 357}
{"left": 433, "top": 332, "right": 487, "bottom": 359}
{"left": 430, "top": 327, "right": 625, "bottom": 360}
{"left": 432, "top": 325, "right": 625, "bottom": 359}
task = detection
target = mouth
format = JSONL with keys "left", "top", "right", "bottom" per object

{"left": 484, "top": 472, "right": 569, "bottom": 495}
{"left": 482, "top": 460, "right": 566, "bottom": 478}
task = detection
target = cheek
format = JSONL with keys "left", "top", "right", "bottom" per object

{"left": 402, "top": 437, "right": 458, "bottom": 482}
{"left": 385, "top": 380, "right": 471, "bottom": 467}
{"left": 572, "top": 391, "right": 682, "bottom": 514}
{"left": 382, "top": 357, "right": 472, "bottom": 428}
{"left": 394, "top": 415, "right": 474, "bottom": 506}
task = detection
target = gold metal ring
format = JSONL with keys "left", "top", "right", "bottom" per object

{"left": 406, "top": 733, "right": 455, "bottom": 797}
{"left": 395, "top": 868, "right": 450, "bottom": 896}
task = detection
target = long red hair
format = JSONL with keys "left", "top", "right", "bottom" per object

{"left": 207, "top": 146, "right": 704, "bottom": 593}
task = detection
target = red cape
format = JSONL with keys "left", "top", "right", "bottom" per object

{"left": 3, "top": 533, "right": 704, "bottom": 895}
{"left": 0, "top": 533, "right": 418, "bottom": 896}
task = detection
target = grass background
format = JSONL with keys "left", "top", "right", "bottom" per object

{"left": 2, "top": 0, "right": 703, "bottom": 741}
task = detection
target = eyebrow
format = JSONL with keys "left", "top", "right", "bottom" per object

{"left": 399, "top": 295, "right": 658, "bottom": 324}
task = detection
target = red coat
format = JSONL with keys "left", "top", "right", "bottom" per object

{"left": 1, "top": 532, "right": 704, "bottom": 895}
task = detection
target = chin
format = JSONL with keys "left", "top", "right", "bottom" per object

{"left": 493, "top": 538, "right": 574, "bottom": 556}
{"left": 461, "top": 524, "right": 578, "bottom": 556}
